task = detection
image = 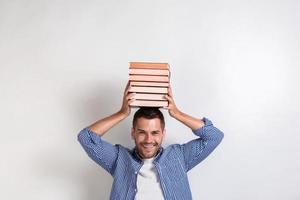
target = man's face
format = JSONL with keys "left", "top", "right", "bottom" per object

{"left": 131, "top": 117, "right": 165, "bottom": 159}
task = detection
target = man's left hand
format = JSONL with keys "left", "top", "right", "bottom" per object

{"left": 163, "top": 86, "right": 181, "bottom": 118}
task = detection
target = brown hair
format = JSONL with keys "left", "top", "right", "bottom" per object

{"left": 132, "top": 107, "right": 165, "bottom": 130}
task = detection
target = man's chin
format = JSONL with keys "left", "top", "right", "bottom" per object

{"left": 139, "top": 149, "right": 156, "bottom": 159}
{"left": 143, "top": 153, "right": 155, "bottom": 159}
{"left": 136, "top": 145, "right": 160, "bottom": 159}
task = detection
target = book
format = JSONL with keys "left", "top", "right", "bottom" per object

{"left": 130, "top": 62, "right": 169, "bottom": 70}
{"left": 134, "top": 93, "right": 166, "bottom": 100}
{"left": 129, "top": 68, "right": 169, "bottom": 76}
{"left": 129, "top": 75, "right": 169, "bottom": 82}
{"left": 130, "top": 100, "right": 168, "bottom": 107}
{"left": 130, "top": 81, "right": 169, "bottom": 87}
{"left": 128, "top": 61, "right": 170, "bottom": 107}
{"left": 129, "top": 86, "right": 168, "bottom": 94}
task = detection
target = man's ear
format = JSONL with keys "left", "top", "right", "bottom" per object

{"left": 131, "top": 127, "right": 135, "bottom": 140}
{"left": 162, "top": 128, "right": 166, "bottom": 139}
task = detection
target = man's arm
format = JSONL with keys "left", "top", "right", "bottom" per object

{"left": 164, "top": 86, "right": 224, "bottom": 171}
{"left": 77, "top": 82, "right": 136, "bottom": 174}
{"left": 87, "top": 81, "right": 135, "bottom": 136}
{"left": 164, "top": 86, "right": 205, "bottom": 130}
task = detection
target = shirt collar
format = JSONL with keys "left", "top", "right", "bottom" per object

{"left": 132, "top": 146, "right": 163, "bottom": 163}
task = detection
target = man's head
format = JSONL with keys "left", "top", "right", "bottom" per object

{"left": 131, "top": 107, "right": 165, "bottom": 159}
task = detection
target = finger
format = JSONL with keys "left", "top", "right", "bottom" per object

{"left": 164, "top": 94, "right": 173, "bottom": 103}
{"left": 124, "top": 81, "right": 129, "bottom": 93}
{"left": 124, "top": 85, "right": 132, "bottom": 96}
{"left": 163, "top": 105, "right": 170, "bottom": 110}
{"left": 125, "top": 80, "right": 132, "bottom": 91}
{"left": 127, "top": 92, "right": 136, "bottom": 100}
{"left": 168, "top": 86, "right": 173, "bottom": 97}
{"left": 128, "top": 98, "right": 136, "bottom": 106}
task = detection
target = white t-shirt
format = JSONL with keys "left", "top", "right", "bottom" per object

{"left": 135, "top": 157, "right": 164, "bottom": 200}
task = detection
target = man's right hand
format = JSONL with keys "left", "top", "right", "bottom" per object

{"left": 87, "top": 81, "right": 136, "bottom": 136}
{"left": 119, "top": 81, "right": 136, "bottom": 117}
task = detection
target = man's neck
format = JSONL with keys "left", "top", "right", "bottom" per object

{"left": 134, "top": 147, "right": 161, "bottom": 161}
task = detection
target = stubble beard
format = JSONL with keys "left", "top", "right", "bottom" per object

{"left": 136, "top": 142, "right": 160, "bottom": 159}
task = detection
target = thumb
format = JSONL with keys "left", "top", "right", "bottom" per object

{"left": 162, "top": 106, "right": 168, "bottom": 110}
{"left": 164, "top": 94, "right": 170, "bottom": 100}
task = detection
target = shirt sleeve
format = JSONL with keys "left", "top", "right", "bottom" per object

{"left": 77, "top": 127, "right": 119, "bottom": 175}
{"left": 180, "top": 117, "right": 224, "bottom": 172}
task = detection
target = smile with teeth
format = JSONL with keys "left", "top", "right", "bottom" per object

{"left": 142, "top": 144, "right": 156, "bottom": 149}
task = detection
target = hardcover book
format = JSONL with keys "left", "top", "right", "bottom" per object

{"left": 128, "top": 62, "right": 170, "bottom": 107}
{"left": 130, "top": 62, "right": 169, "bottom": 70}
{"left": 130, "top": 100, "right": 168, "bottom": 107}
{"left": 130, "top": 81, "right": 169, "bottom": 87}
{"left": 129, "top": 75, "right": 169, "bottom": 82}
{"left": 129, "top": 86, "right": 168, "bottom": 94}
{"left": 129, "top": 68, "right": 169, "bottom": 76}
{"left": 133, "top": 93, "right": 166, "bottom": 100}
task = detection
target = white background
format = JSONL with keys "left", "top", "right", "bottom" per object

{"left": 1, "top": 0, "right": 299, "bottom": 199}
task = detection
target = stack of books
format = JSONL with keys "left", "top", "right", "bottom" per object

{"left": 128, "top": 62, "right": 170, "bottom": 107}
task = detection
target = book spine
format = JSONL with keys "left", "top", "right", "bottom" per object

{"left": 129, "top": 100, "right": 168, "bottom": 107}
{"left": 130, "top": 62, "right": 169, "bottom": 70}
{"left": 134, "top": 93, "right": 166, "bottom": 100}
{"left": 129, "top": 69, "right": 169, "bottom": 76}
{"left": 130, "top": 81, "right": 169, "bottom": 87}
{"left": 129, "top": 86, "right": 168, "bottom": 94}
{"left": 129, "top": 75, "right": 169, "bottom": 82}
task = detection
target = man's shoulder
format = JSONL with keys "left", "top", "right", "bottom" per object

{"left": 164, "top": 143, "right": 183, "bottom": 151}
{"left": 115, "top": 143, "right": 132, "bottom": 151}
{"left": 160, "top": 143, "right": 184, "bottom": 159}
{"left": 115, "top": 144, "right": 137, "bottom": 157}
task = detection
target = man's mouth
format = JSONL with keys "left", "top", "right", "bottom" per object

{"left": 142, "top": 144, "right": 156, "bottom": 149}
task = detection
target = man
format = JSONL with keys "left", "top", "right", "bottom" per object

{"left": 77, "top": 82, "right": 224, "bottom": 200}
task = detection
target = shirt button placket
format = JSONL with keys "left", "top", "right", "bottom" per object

{"left": 134, "top": 171, "right": 138, "bottom": 195}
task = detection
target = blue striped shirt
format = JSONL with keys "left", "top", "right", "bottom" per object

{"left": 77, "top": 117, "right": 224, "bottom": 200}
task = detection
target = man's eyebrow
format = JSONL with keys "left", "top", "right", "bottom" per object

{"left": 137, "top": 128, "right": 160, "bottom": 132}
{"left": 136, "top": 129, "right": 161, "bottom": 132}
{"left": 151, "top": 130, "right": 161, "bottom": 133}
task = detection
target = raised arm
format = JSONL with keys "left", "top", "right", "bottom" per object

{"left": 77, "top": 81, "right": 136, "bottom": 174}
{"left": 164, "top": 86, "right": 205, "bottom": 130}
{"left": 88, "top": 81, "right": 136, "bottom": 136}
{"left": 164, "top": 86, "right": 224, "bottom": 171}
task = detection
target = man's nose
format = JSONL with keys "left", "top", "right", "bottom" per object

{"left": 145, "top": 134, "right": 153, "bottom": 142}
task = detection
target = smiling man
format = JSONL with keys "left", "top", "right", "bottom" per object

{"left": 131, "top": 109, "right": 165, "bottom": 159}
{"left": 77, "top": 82, "right": 224, "bottom": 200}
